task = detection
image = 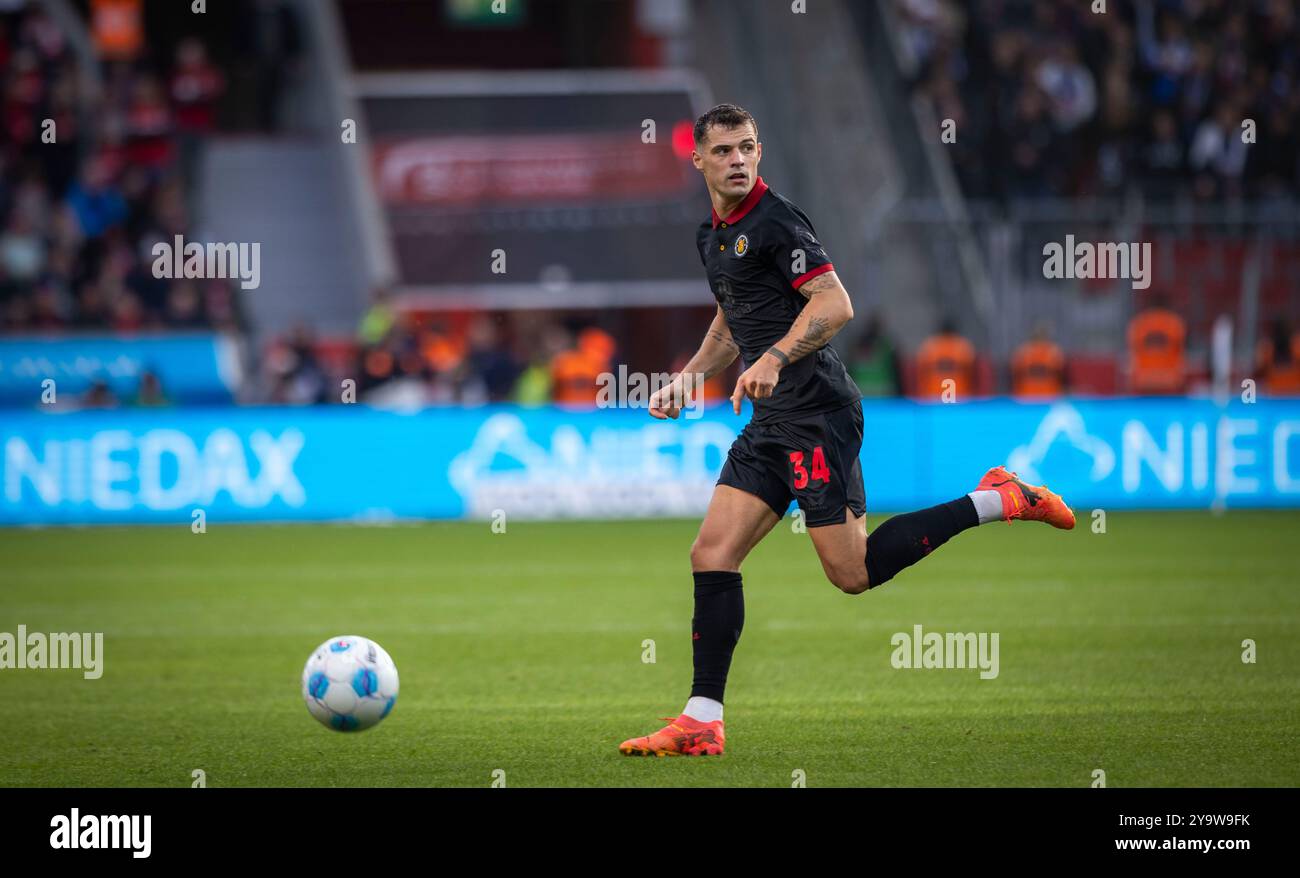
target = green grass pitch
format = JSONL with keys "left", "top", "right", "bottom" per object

{"left": 2, "top": 511, "right": 1297, "bottom": 787}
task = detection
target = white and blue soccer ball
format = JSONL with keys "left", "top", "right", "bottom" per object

{"left": 302, "top": 636, "right": 399, "bottom": 732}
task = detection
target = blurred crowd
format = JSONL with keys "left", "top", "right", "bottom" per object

{"left": 257, "top": 288, "right": 744, "bottom": 408}
{"left": 0, "top": 2, "right": 242, "bottom": 334}
{"left": 258, "top": 292, "right": 629, "bottom": 407}
{"left": 877, "top": 307, "right": 1300, "bottom": 398}
{"left": 257, "top": 293, "right": 1300, "bottom": 408}
{"left": 6, "top": 0, "right": 1295, "bottom": 410}
{"left": 900, "top": 0, "right": 1300, "bottom": 202}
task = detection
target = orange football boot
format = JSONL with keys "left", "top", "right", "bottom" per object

{"left": 619, "top": 714, "right": 725, "bottom": 757}
{"left": 976, "top": 466, "right": 1076, "bottom": 529}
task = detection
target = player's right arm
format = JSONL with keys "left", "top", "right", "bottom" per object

{"left": 648, "top": 306, "right": 739, "bottom": 420}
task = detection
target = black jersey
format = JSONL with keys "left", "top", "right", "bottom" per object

{"left": 696, "top": 176, "right": 862, "bottom": 424}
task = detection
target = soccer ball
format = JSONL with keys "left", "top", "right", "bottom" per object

{"left": 301, "top": 635, "right": 399, "bottom": 732}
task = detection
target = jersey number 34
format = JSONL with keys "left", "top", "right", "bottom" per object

{"left": 789, "top": 447, "right": 831, "bottom": 489}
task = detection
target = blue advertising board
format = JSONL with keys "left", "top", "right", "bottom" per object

{"left": 0, "top": 334, "right": 239, "bottom": 406}
{"left": 2, "top": 398, "right": 1298, "bottom": 525}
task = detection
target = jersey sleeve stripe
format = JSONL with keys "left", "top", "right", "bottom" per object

{"left": 792, "top": 263, "right": 835, "bottom": 289}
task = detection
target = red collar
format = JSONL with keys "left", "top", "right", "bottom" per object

{"left": 711, "top": 176, "right": 768, "bottom": 228}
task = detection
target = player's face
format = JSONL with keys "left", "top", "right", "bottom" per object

{"left": 693, "top": 124, "right": 761, "bottom": 199}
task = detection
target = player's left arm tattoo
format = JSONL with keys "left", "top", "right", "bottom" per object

{"left": 708, "top": 326, "right": 740, "bottom": 355}
{"left": 763, "top": 271, "right": 854, "bottom": 369}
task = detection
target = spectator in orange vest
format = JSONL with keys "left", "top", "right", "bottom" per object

{"left": 1128, "top": 300, "right": 1186, "bottom": 394}
{"left": 1256, "top": 319, "right": 1300, "bottom": 396}
{"left": 551, "top": 326, "right": 615, "bottom": 405}
{"left": 914, "top": 318, "right": 976, "bottom": 400}
{"left": 576, "top": 326, "right": 616, "bottom": 370}
{"left": 91, "top": 0, "right": 143, "bottom": 62}
{"left": 420, "top": 320, "right": 467, "bottom": 373}
{"left": 1011, "top": 324, "right": 1066, "bottom": 399}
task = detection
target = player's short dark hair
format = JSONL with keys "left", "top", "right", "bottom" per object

{"left": 693, "top": 104, "right": 758, "bottom": 146}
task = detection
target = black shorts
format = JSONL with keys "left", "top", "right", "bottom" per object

{"left": 717, "top": 401, "right": 866, "bottom": 527}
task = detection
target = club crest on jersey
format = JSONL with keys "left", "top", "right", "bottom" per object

{"left": 734, "top": 234, "right": 749, "bottom": 256}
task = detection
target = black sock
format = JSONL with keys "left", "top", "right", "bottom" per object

{"left": 689, "top": 571, "right": 744, "bottom": 703}
{"left": 864, "top": 496, "right": 979, "bottom": 588}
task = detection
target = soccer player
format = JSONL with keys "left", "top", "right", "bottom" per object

{"left": 618, "top": 104, "right": 1075, "bottom": 757}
